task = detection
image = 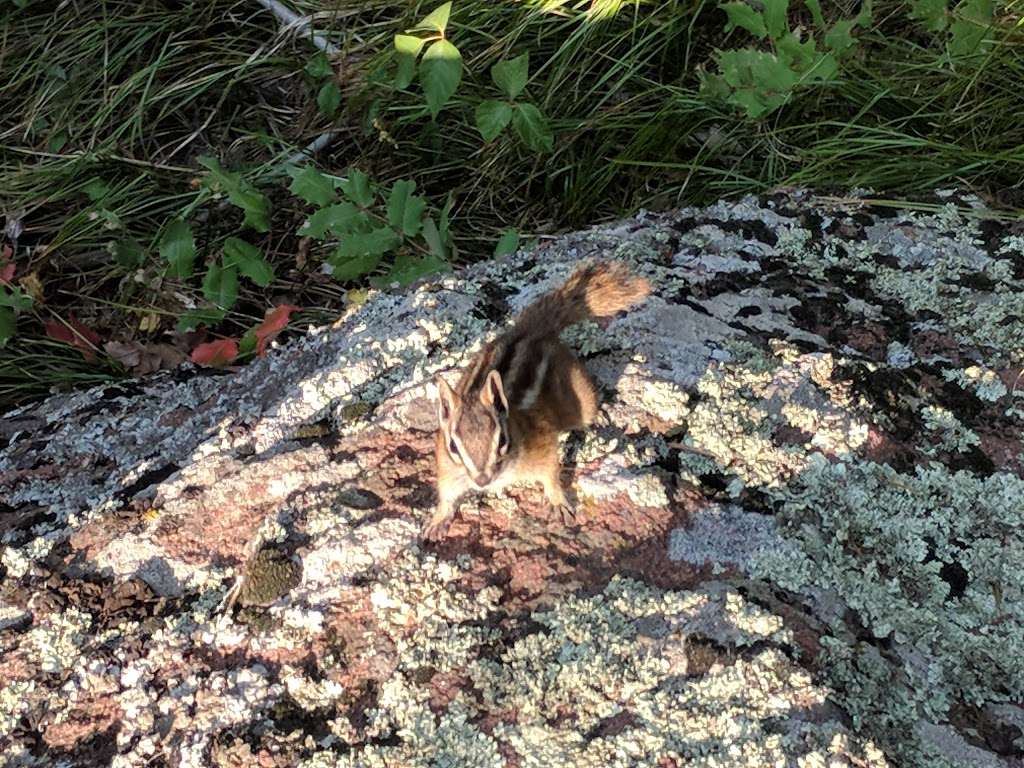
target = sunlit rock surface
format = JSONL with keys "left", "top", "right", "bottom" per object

{"left": 2, "top": 189, "right": 1023, "bottom": 767}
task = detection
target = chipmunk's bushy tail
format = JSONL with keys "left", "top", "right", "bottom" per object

{"left": 516, "top": 261, "right": 650, "bottom": 332}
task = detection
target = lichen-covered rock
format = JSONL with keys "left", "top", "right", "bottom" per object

{"left": 2, "top": 189, "right": 1023, "bottom": 767}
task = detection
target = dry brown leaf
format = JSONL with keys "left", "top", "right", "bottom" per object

{"left": 104, "top": 340, "right": 186, "bottom": 376}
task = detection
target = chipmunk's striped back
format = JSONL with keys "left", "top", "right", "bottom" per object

{"left": 426, "top": 261, "right": 650, "bottom": 540}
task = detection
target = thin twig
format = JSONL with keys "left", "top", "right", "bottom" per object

{"left": 252, "top": 0, "right": 341, "bottom": 163}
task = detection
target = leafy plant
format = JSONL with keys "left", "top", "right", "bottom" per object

{"left": 296, "top": 166, "right": 453, "bottom": 286}
{"left": 701, "top": 0, "right": 872, "bottom": 118}
{"left": 393, "top": 2, "right": 463, "bottom": 117}
{"left": 475, "top": 54, "right": 554, "bottom": 152}
{"left": 306, "top": 51, "right": 342, "bottom": 117}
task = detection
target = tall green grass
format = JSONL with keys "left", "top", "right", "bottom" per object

{"left": 1, "top": 0, "right": 1023, "bottom": 410}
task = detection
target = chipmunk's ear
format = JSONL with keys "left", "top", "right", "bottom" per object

{"left": 480, "top": 369, "right": 509, "bottom": 415}
{"left": 436, "top": 377, "right": 458, "bottom": 426}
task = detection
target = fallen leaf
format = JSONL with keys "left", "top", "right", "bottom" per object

{"left": 45, "top": 315, "right": 102, "bottom": 361}
{"left": 104, "top": 340, "right": 185, "bottom": 376}
{"left": 138, "top": 312, "right": 161, "bottom": 333}
{"left": 18, "top": 272, "right": 44, "bottom": 303}
{"left": 253, "top": 304, "right": 299, "bottom": 356}
{"left": 0, "top": 262, "right": 13, "bottom": 284}
{"left": 190, "top": 338, "right": 239, "bottom": 367}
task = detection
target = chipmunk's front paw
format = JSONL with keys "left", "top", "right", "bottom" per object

{"left": 421, "top": 510, "right": 454, "bottom": 542}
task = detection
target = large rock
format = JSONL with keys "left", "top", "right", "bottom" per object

{"left": 2, "top": 189, "right": 1023, "bottom": 767}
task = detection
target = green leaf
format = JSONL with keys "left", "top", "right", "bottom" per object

{"left": 299, "top": 202, "right": 366, "bottom": 239}
{"left": 160, "top": 219, "right": 196, "bottom": 278}
{"left": 475, "top": 100, "right": 513, "bottom": 141}
{"left": 317, "top": 81, "right": 342, "bottom": 117}
{"left": 176, "top": 307, "right": 226, "bottom": 332}
{"left": 197, "top": 156, "right": 270, "bottom": 232}
{"left": 287, "top": 166, "right": 337, "bottom": 207}
{"left": 305, "top": 51, "right": 333, "bottom": 79}
{"left": 224, "top": 238, "right": 274, "bottom": 287}
{"left": 0, "top": 307, "right": 14, "bottom": 348}
{"left": 717, "top": 48, "right": 797, "bottom": 117}
{"left": 803, "top": 0, "right": 825, "bottom": 28}
{"left": 83, "top": 178, "right": 110, "bottom": 202}
{"left": 370, "top": 253, "right": 448, "bottom": 288}
{"left": 491, "top": 53, "right": 529, "bottom": 99}
{"left": 395, "top": 34, "right": 426, "bottom": 89}
{"left": 824, "top": 19, "right": 858, "bottom": 54}
{"left": 108, "top": 238, "right": 146, "bottom": 269}
{"left": 950, "top": 0, "right": 993, "bottom": 57}
{"left": 386, "top": 180, "right": 427, "bottom": 237}
{"left": 329, "top": 227, "right": 401, "bottom": 279}
{"left": 414, "top": 2, "right": 452, "bottom": 33}
{"left": 493, "top": 229, "right": 520, "bottom": 257}
{"left": 340, "top": 169, "right": 374, "bottom": 207}
{"left": 776, "top": 32, "right": 817, "bottom": 71}
{"left": 239, "top": 327, "right": 258, "bottom": 356}
{"left": 910, "top": 0, "right": 948, "bottom": 31}
{"left": 202, "top": 260, "right": 239, "bottom": 311}
{"left": 511, "top": 103, "right": 554, "bottom": 153}
{"left": 762, "top": 0, "right": 789, "bottom": 39}
{"left": 0, "top": 287, "right": 33, "bottom": 311}
{"left": 720, "top": 2, "right": 767, "bottom": 38}
{"left": 421, "top": 216, "right": 448, "bottom": 259}
{"left": 420, "top": 40, "right": 462, "bottom": 117}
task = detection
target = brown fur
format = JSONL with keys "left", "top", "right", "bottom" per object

{"left": 424, "top": 261, "right": 649, "bottom": 540}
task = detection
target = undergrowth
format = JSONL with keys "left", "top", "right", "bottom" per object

{"left": 1, "top": 0, "right": 1023, "bottom": 410}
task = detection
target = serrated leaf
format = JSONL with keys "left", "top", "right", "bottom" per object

{"left": 160, "top": 219, "right": 196, "bottom": 278}
{"left": 370, "top": 253, "right": 448, "bottom": 288}
{"left": 0, "top": 307, "right": 14, "bottom": 348}
{"left": 197, "top": 156, "right": 270, "bottom": 232}
{"left": 340, "top": 169, "right": 374, "bottom": 207}
{"left": 253, "top": 304, "right": 299, "bottom": 356}
{"left": 491, "top": 53, "right": 529, "bottom": 99}
{"left": 777, "top": 32, "right": 817, "bottom": 71}
{"left": 239, "top": 327, "right": 258, "bottom": 355}
{"left": 176, "top": 307, "right": 226, "bottom": 332}
{"left": 762, "top": 0, "right": 789, "bottom": 39}
{"left": 420, "top": 39, "right": 462, "bottom": 117}
{"left": 475, "top": 100, "right": 513, "bottom": 141}
{"left": 395, "top": 34, "right": 426, "bottom": 89}
{"left": 224, "top": 237, "right": 274, "bottom": 287}
{"left": 202, "top": 260, "right": 239, "bottom": 311}
{"left": 720, "top": 2, "right": 767, "bottom": 38}
{"left": 299, "top": 202, "right": 366, "bottom": 239}
{"left": 386, "top": 179, "right": 427, "bottom": 237}
{"left": 414, "top": 1, "right": 451, "bottom": 33}
{"left": 108, "top": 238, "right": 146, "bottom": 269}
{"left": 305, "top": 51, "right": 333, "bottom": 79}
{"left": 511, "top": 103, "right": 554, "bottom": 153}
{"left": 824, "top": 19, "right": 858, "bottom": 54}
{"left": 329, "top": 228, "right": 401, "bottom": 280}
{"left": 493, "top": 229, "right": 520, "bottom": 257}
{"left": 83, "top": 178, "right": 110, "bottom": 202}
{"left": 317, "top": 81, "right": 342, "bottom": 117}
{"left": 910, "top": 0, "right": 948, "bottom": 31}
{"left": 288, "top": 166, "right": 337, "bottom": 207}
{"left": 803, "top": 0, "right": 825, "bottom": 28}
{"left": 717, "top": 48, "right": 796, "bottom": 117}
{"left": 422, "top": 216, "right": 448, "bottom": 259}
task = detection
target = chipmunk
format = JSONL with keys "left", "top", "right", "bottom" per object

{"left": 423, "top": 261, "right": 650, "bottom": 541}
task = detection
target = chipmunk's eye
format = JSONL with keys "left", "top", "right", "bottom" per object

{"left": 448, "top": 439, "right": 461, "bottom": 460}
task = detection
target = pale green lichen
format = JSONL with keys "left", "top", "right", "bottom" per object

{"left": 752, "top": 456, "right": 1024, "bottom": 762}
{"left": 942, "top": 365, "right": 1009, "bottom": 402}
{"left": 920, "top": 405, "right": 981, "bottom": 454}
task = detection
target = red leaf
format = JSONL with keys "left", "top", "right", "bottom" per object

{"left": 0, "top": 262, "right": 13, "bottom": 284}
{"left": 190, "top": 338, "right": 239, "bottom": 368}
{"left": 253, "top": 304, "right": 299, "bottom": 357}
{"left": 45, "top": 315, "right": 102, "bottom": 361}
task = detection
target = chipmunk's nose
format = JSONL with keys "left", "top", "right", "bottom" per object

{"left": 473, "top": 472, "right": 492, "bottom": 488}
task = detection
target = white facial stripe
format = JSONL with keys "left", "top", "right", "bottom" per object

{"left": 452, "top": 433, "right": 480, "bottom": 476}
{"left": 517, "top": 348, "right": 549, "bottom": 410}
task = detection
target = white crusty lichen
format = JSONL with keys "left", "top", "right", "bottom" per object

{"left": 942, "top": 364, "right": 1009, "bottom": 402}
{"left": 920, "top": 405, "right": 981, "bottom": 454}
{"left": 752, "top": 455, "right": 1024, "bottom": 763}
